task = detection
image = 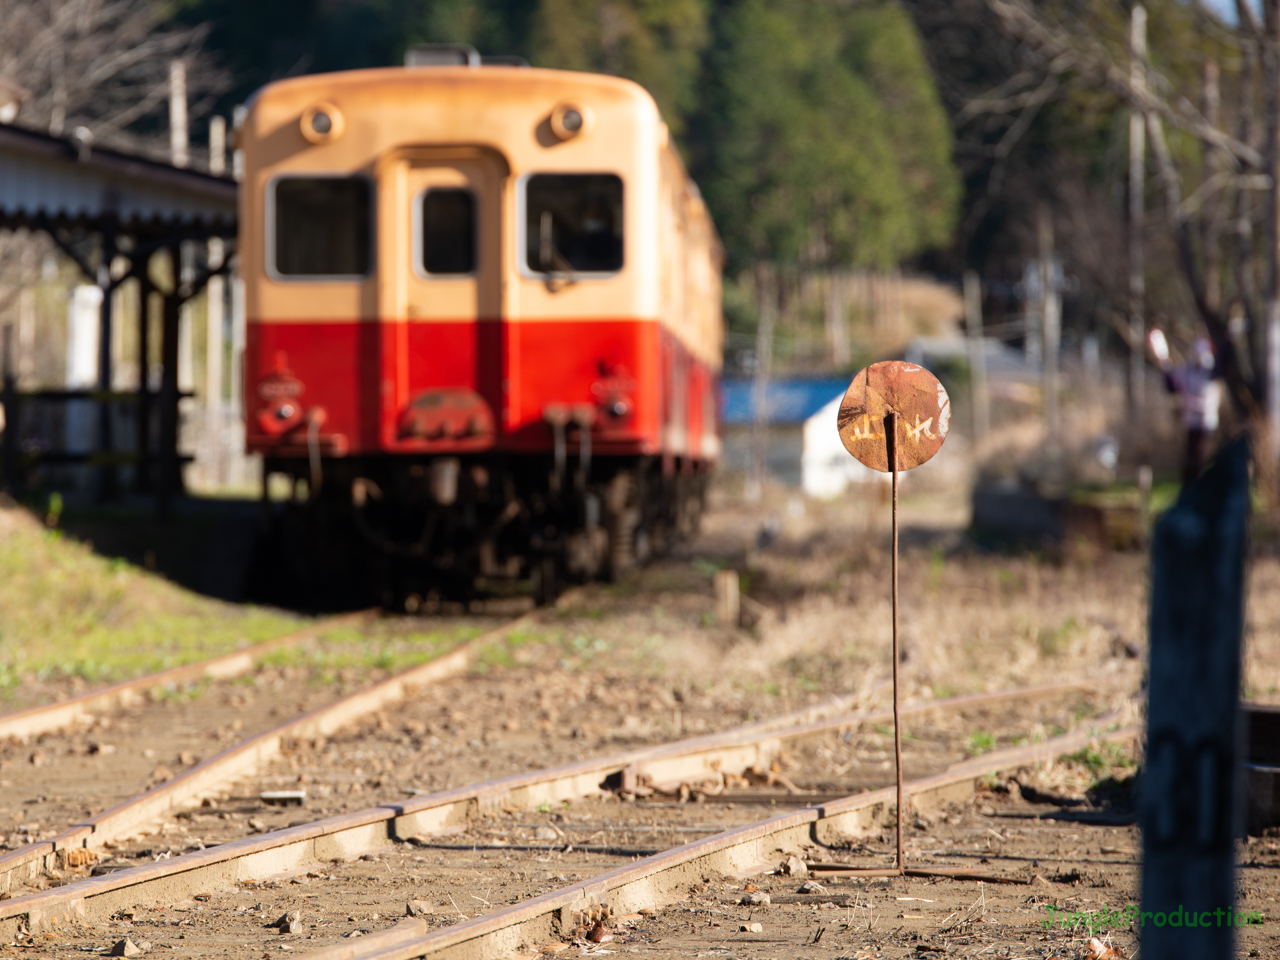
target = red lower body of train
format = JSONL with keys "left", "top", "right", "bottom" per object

{"left": 245, "top": 316, "right": 718, "bottom": 608}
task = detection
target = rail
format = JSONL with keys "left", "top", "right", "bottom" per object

{"left": 0, "top": 680, "right": 1106, "bottom": 936}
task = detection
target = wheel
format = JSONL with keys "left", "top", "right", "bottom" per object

{"left": 605, "top": 472, "right": 639, "bottom": 581}
{"left": 531, "top": 554, "right": 560, "bottom": 606}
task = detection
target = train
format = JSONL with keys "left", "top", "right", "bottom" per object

{"left": 238, "top": 54, "right": 724, "bottom": 607}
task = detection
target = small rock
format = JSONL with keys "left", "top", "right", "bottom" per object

{"left": 279, "top": 920, "right": 302, "bottom": 935}
{"left": 406, "top": 901, "right": 433, "bottom": 917}
{"left": 110, "top": 938, "right": 143, "bottom": 957}
{"left": 533, "top": 826, "right": 559, "bottom": 842}
{"left": 90, "top": 743, "right": 117, "bottom": 756}
{"left": 150, "top": 765, "right": 175, "bottom": 783}
{"left": 739, "top": 892, "right": 771, "bottom": 906}
{"left": 178, "top": 751, "right": 196, "bottom": 766}
{"left": 274, "top": 911, "right": 300, "bottom": 929}
{"left": 360, "top": 853, "right": 379, "bottom": 862}
{"left": 247, "top": 817, "right": 266, "bottom": 832}
{"left": 344, "top": 930, "right": 363, "bottom": 938}
{"left": 781, "top": 855, "right": 808, "bottom": 878}
{"left": 739, "top": 922, "right": 763, "bottom": 933}
{"left": 798, "top": 880, "right": 826, "bottom": 894}
{"left": 135, "top": 943, "right": 150, "bottom": 954}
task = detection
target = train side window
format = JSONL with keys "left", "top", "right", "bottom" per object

{"left": 524, "top": 174, "right": 623, "bottom": 274}
{"left": 420, "top": 189, "right": 476, "bottom": 275}
{"left": 273, "top": 177, "right": 371, "bottom": 278}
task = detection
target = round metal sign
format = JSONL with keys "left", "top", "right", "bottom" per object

{"left": 836, "top": 361, "right": 950, "bottom": 472}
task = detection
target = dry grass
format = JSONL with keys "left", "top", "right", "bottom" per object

{"left": 531, "top": 487, "right": 1144, "bottom": 722}
{"left": 553, "top": 482, "right": 1276, "bottom": 722}
{"left": 0, "top": 502, "right": 302, "bottom": 697}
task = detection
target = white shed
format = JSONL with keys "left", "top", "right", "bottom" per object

{"left": 801, "top": 392, "right": 880, "bottom": 499}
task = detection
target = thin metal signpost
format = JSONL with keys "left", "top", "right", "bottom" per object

{"left": 837, "top": 361, "right": 951, "bottom": 878}
{"left": 886, "top": 408, "right": 905, "bottom": 872}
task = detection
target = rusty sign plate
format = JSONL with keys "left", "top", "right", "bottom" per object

{"left": 837, "top": 361, "right": 950, "bottom": 472}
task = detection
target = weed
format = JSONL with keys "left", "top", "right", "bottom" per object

{"left": 927, "top": 548, "right": 945, "bottom": 592}
{"left": 1062, "top": 742, "right": 1135, "bottom": 781}
{"left": 967, "top": 731, "right": 996, "bottom": 756}
{"left": 1036, "top": 617, "right": 1076, "bottom": 657}
{"left": 691, "top": 558, "right": 722, "bottom": 578}
{"left": 0, "top": 507, "right": 306, "bottom": 694}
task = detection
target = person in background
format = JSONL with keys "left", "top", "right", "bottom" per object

{"left": 1147, "top": 328, "right": 1221, "bottom": 485}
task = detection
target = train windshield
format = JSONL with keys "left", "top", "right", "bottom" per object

{"left": 524, "top": 174, "right": 623, "bottom": 274}
{"left": 420, "top": 189, "right": 476, "bottom": 275}
{"left": 273, "top": 177, "right": 371, "bottom": 278}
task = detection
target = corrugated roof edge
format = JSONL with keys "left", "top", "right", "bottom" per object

{"left": 0, "top": 122, "right": 237, "bottom": 205}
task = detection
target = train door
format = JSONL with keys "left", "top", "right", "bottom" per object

{"left": 378, "top": 148, "right": 506, "bottom": 450}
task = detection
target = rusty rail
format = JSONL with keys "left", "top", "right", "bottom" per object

{"left": 295, "top": 720, "right": 1141, "bottom": 960}
{"left": 0, "top": 610, "right": 376, "bottom": 742}
{"left": 0, "top": 610, "right": 536, "bottom": 894}
{"left": 0, "top": 680, "right": 1102, "bottom": 936}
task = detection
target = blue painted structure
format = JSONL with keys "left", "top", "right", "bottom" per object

{"left": 721, "top": 379, "right": 848, "bottom": 426}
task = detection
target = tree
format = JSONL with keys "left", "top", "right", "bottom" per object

{"left": 173, "top": 0, "right": 540, "bottom": 111}
{"left": 0, "top": 0, "right": 228, "bottom": 159}
{"left": 530, "top": 0, "right": 709, "bottom": 136}
{"left": 692, "top": 0, "right": 959, "bottom": 272}
{"left": 968, "top": 0, "right": 1274, "bottom": 444}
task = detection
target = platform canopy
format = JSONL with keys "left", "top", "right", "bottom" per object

{"left": 0, "top": 121, "right": 239, "bottom": 510}
{"left": 0, "top": 122, "right": 236, "bottom": 239}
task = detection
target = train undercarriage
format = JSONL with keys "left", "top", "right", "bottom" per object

{"left": 251, "top": 453, "right": 710, "bottom": 611}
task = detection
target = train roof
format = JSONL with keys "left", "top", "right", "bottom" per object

{"left": 246, "top": 65, "right": 661, "bottom": 127}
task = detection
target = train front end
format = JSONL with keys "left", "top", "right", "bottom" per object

{"left": 240, "top": 65, "right": 722, "bottom": 606}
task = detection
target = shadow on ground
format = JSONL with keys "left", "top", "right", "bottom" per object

{"left": 41, "top": 495, "right": 373, "bottom": 613}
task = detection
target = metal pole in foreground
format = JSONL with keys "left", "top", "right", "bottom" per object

{"left": 835, "top": 361, "right": 951, "bottom": 879}
{"left": 885, "top": 409, "right": 904, "bottom": 873}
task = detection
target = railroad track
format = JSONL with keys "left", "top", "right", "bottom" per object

{"left": 1, "top": 594, "right": 875, "bottom": 891}
{"left": 0, "top": 680, "right": 1126, "bottom": 946}
{"left": 0, "top": 609, "right": 541, "bottom": 894}
{"left": 0, "top": 610, "right": 375, "bottom": 742}
{"left": 303, "top": 721, "right": 1141, "bottom": 960}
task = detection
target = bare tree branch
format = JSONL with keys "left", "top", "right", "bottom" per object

{"left": 984, "top": 0, "right": 1264, "bottom": 169}
{"left": 0, "top": 0, "right": 228, "bottom": 162}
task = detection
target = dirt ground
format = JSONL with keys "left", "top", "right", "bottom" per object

{"left": 7, "top": 701, "right": 1140, "bottom": 959}
{"left": 6, "top": 482, "right": 1279, "bottom": 956}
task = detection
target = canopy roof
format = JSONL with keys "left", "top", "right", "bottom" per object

{"left": 0, "top": 123, "right": 236, "bottom": 239}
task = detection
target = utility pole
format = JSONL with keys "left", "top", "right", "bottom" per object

{"left": 1202, "top": 59, "right": 1224, "bottom": 317}
{"left": 206, "top": 238, "right": 225, "bottom": 488}
{"left": 209, "top": 116, "right": 226, "bottom": 177}
{"left": 1039, "top": 207, "right": 1060, "bottom": 441}
{"left": 747, "top": 262, "right": 775, "bottom": 503}
{"left": 1129, "top": 4, "right": 1147, "bottom": 415}
{"left": 825, "top": 271, "right": 851, "bottom": 368}
{"left": 169, "top": 60, "right": 188, "bottom": 169}
{"left": 1266, "top": 0, "right": 1280, "bottom": 459}
{"left": 963, "top": 270, "right": 990, "bottom": 441}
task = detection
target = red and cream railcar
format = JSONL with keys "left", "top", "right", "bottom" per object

{"left": 239, "top": 63, "right": 723, "bottom": 604}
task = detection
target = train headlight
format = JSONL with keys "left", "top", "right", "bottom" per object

{"left": 301, "top": 103, "right": 344, "bottom": 144}
{"left": 550, "top": 102, "right": 592, "bottom": 141}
